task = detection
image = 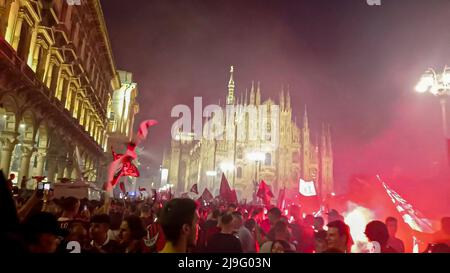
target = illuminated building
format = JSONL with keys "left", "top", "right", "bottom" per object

{"left": 0, "top": 0, "right": 138, "bottom": 187}
{"left": 164, "top": 66, "right": 334, "bottom": 201}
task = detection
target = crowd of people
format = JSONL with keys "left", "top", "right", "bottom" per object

{"left": 1, "top": 174, "right": 450, "bottom": 254}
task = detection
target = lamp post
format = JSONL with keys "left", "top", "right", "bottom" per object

{"left": 246, "top": 151, "right": 266, "bottom": 204}
{"left": 415, "top": 67, "right": 450, "bottom": 136}
{"left": 206, "top": 170, "right": 217, "bottom": 191}
{"left": 415, "top": 67, "right": 450, "bottom": 165}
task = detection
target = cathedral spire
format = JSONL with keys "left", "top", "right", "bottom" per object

{"left": 244, "top": 88, "right": 248, "bottom": 105}
{"left": 250, "top": 81, "right": 255, "bottom": 105}
{"left": 256, "top": 81, "right": 261, "bottom": 106}
{"left": 280, "top": 85, "right": 285, "bottom": 111}
{"left": 286, "top": 85, "right": 291, "bottom": 110}
{"left": 227, "top": 66, "right": 235, "bottom": 105}
{"left": 303, "top": 105, "right": 309, "bottom": 129}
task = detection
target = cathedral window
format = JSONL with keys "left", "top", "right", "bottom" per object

{"left": 237, "top": 147, "right": 243, "bottom": 159}
{"left": 265, "top": 153, "right": 272, "bottom": 166}
{"left": 237, "top": 167, "right": 242, "bottom": 178}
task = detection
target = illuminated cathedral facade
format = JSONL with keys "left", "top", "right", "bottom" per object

{"left": 163, "top": 67, "right": 333, "bottom": 202}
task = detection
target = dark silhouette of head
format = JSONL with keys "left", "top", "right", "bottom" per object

{"left": 159, "top": 198, "right": 198, "bottom": 248}
{"left": 327, "top": 220, "right": 351, "bottom": 252}
{"left": 365, "top": 220, "right": 389, "bottom": 246}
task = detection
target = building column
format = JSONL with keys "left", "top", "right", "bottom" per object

{"left": 18, "top": 142, "right": 35, "bottom": 186}
{"left": 0, "top": 132, "right": 18, "bottom": 175}
{"left": 57, "top": 154, "right": 67, "bottom": 181}
{"left": 31, "top": 39, "right": 42, "bottom": 72}
{"left": 0, "top": 0, "right": 13, "bottom": 38}
{"left": 46, "top": 152, "right": 58, "bottom": 182}
{"left": 34, "top": 148, "right": 47, "bottom": 176}
{"left": 11, "top": 12, "right": 23, "bottom": 50}
{"left": 65, "top": 159, "right": 74, "bottom": 180}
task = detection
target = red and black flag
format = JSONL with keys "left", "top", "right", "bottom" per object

{"left": 219, "top": 173, "right": 235, "bottom": 203}
{"left": 106, "top": 120, "right": 157, "bottom": 191}
{"left": 190, "top": 184, "right": 199, "bottom": 195}
{"left": 119, "top": 182, "right": 126, "bottom": 194}
{"left": 197, "top": 188, "right": 214, "bottom": 203}
{"left": 257, "top": 180, "right": 274, "bottom": 205}
{"left": 219, "top": 173, "right": 232, "bottom": 198}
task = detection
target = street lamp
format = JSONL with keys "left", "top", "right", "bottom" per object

{"left": 206, "top": 170, "right": 217, "bottom": 192}
{"left": 415, "top": 67, "right": 450, "bottom": 137}
{"left": 416, "top": 67, "right": 450, "bottom": 166}
{"left": 246, "top": 151, "right": 266, "bottom": 204}
{"left": 219, "top": 161, "right": 235, "bottom": 172}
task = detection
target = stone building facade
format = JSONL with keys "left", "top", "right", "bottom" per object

{"left": 164, "top": 67, "right": 334, "bottom": 202}
{"left": 0, "top": 0, "right": 138, "bottom": 187}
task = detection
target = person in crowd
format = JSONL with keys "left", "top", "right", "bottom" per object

{"left": 433, "top": 217, "right": 450, "bottom": 245}
{"left": 424, "top": 243, "right": 450, "bottom": 253}
{"left": 326, "top": 209, "right": 344, "bottom": 223}
{"left": 206, "top": 213, "right": 243, "bottom": 253}
{"left": 118, "top": 215, "right": 148, "bottom": 253}
{"left": 296, "top": 214, "right": 316, "bottom": 253}
{"left": 314, "top": 230, "right": 328, "bottom": 253}
{"left": 23, "top": 212, "right": 66, "bottom": 253}
{"left": 140, "top": 203, "right": 154, "bottom": 228}
{"left": 385, "top": 217, "right": 405, "bottom": 253}
{"left": 159, "top": 198, "right": 198, "bottom": 253}
{"left": 414, "top": 217, "right": 450, "bottom": 247}
{"left": 326, "top": 220, "right": 351, "bottom": 253}
{"left": 268, "top": 207, "right": 282, "bottom": 227}
{"left": 20, "top": 176, "right": 28, "bottom": 190}
{"left": 264, "top": 207, "right": 282, "bottom": 240}
{"left": 260, "top": 221, "right": 295, "bottom": 253}
{"left": 365, "top": 220, "right": 397, "bottom": 253}
{"left": 58, "top": 222, "right": 89, "bottom": 253}
{"left": 270, "top": 240, "right": 295, "bottom": 253}
{"left": 108, "top": 210, "right": 123, "bottom": 241}
{"left": 6, "top": 173, "right": 15, "bottom": 192}
{"left": 227, "top": 203, "right": 237, "bottom": 213}
{"left": 57, "top": 197, "right": 81, "bottom": 232}
{"left": 245, "top": 218, "right": 261, "bottom": 252}
{"left": 86, "top": 214, "right": 121, "bottom": 253}
{"left": 314, "top": 216, "right": 325, "bottom": 232}
{"left": 232, "top": 211, "right": 256, "bottom": 253}
{"left": 196, "top": 208, "right": 221, "bottom": 251}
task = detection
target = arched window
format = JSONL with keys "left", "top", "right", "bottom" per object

{"left": 237, "top": 167, "right": 243, "bottom": 178}
{"left": 237, "top": 147, "right": 243, "bottom": 159}
{"left": 265, "top": 153, "right": 272, "bottom": 166}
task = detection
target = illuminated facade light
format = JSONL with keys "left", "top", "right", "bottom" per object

{"left": 220, "top": 161, "right": 235, "bottom": 172}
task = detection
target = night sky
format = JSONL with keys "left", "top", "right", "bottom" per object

{"left": 101, "top": 0, "right": 450, "bottom": 214}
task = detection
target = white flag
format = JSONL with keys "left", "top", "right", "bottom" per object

{"left": 299, "top": 179, "right": 317, "bottom": 196}
{"left": 74, "top": 146, "right": 84, "bottom": 181}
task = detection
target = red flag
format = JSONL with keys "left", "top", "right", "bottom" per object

{"left": 197, "top": 188, "right": 214, "bottom": 203}
{"left": 190, "top": 184, "right": 199, "bottom": 194}
{"left": 136, "top": 120, "right": 158, "bottom": 144}
{"left": 277, "top": 187, "right": 286, "bottom": 210}
{"left": 106, "top": 120, "right": 157, "bottom": 191}
{"left": 119, "top": 182, "right": 126, "bottom": 194}
{"left": 257, "top": 180, "right": 273, "bottom": 199}
{"left": 219, "top": 173, "right": 232, "bottom": 198}
{"left": 231, "top": 190, "right": 238, "bottom": 204}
